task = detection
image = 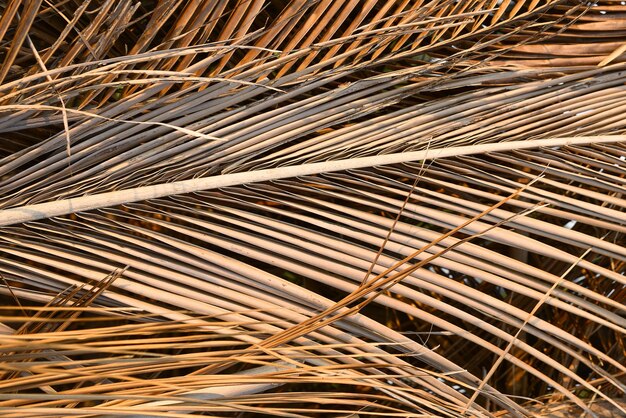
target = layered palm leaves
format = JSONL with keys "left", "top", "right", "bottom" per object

{"left": 0, "top": 1, "right": 625, "bottom": 417}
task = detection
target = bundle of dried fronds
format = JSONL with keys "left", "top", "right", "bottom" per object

{"left": 0, "top": 1, "right": 624, "bottom": 417}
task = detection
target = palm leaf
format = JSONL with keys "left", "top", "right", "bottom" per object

{"left": 1, "top": 1, "right": 625, "bottom": 416}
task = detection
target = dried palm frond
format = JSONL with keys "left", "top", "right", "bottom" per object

{"left": 0, "top": 1, "right": 625, "bottom": 417}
